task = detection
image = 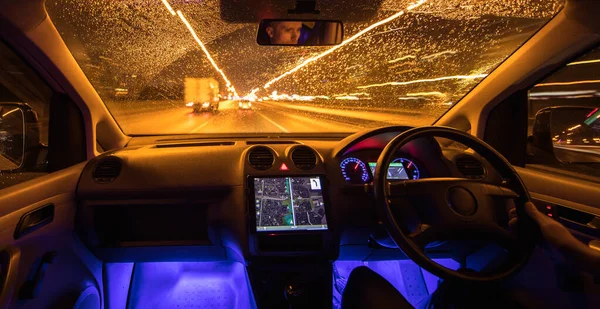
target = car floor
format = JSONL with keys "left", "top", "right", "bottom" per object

{"left": 123, "top": 261, "right": 256, "bottom": 309}
{"left": 104, "top": 248, "right": 600, "bottom": 309}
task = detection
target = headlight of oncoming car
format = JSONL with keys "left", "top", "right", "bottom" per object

{"left": 202, "top": 102, "right": 210, "bottom": 107}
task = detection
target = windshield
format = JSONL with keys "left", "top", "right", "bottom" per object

{"left": 46, "top": 0, "right": 563, "bottom": 135}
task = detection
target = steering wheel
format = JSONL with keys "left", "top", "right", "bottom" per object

{"left": 373, "top": 126, "right": 534, "bottom": 283}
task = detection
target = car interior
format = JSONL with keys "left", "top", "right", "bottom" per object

{"left": 0, "top": 0, "right": 599, "bottom": 308}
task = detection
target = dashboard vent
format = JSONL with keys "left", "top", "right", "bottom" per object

{"left": 455, "top": 155, "right": 485, "bottom": 179}
{"left": 291, "top": 146, "right": 317, "bottom": 170}
{"left": 248, "top": 147, "right": 275, "bottom": 170}
{"left": 92, "top": 157, "right": 122, "bottom": 183}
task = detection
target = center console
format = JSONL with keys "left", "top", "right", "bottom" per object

{"left": 246, "top": 175, "right": 336, "bottom": 308}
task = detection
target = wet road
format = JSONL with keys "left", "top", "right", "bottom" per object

{"left": 111, "top": 100, "right": 441, "bottom": 134}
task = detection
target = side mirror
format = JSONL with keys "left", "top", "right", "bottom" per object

{"left": 0, "top": 103, "right": 45, "bottom": 172}
{"left": 257, "top": 19, "right": 343, "bottom": 46}
{"left": 528, "top": 106, "right": 600, "bottom": 163}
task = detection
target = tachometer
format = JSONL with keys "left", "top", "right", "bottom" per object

{"left": 340, "top": 157, "right": 369, "bottom": 183}
{"left": 388, "top": 158, "right": 420, "bottom": 180}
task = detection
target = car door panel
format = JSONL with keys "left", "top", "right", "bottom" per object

{"left": 516, "top": 166, "right": 600, "bottom": 247}
{"left": 0, "top": 162, "right": 101, "bottom": 309}
{"left": 509, "top": 167, "right": 600, "bottom": 308}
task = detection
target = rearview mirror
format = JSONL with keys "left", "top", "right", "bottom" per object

{"left": 257, "top": 19, "right": 343, "bottom": 46}
{"left": 529, "top": 106, "right": 600, "bottom": 163}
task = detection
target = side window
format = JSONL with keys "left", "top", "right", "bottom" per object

{"left": 0, "top": 40, "right": 52, "bottom": 189}
{"left": 527, "top": 46, "right": 600, "bottom": 179}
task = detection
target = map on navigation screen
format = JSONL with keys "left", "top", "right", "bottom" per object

{"left": 253, "top": 177, "right": 328, "bottom": 232}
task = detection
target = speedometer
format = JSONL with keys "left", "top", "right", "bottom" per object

{"left": 388, "top": 158, "right": 420, "bottom": 180}
{"left": 340, "top": 157, "right": 369, "bottom": 183}
{"left": 368, "top": 158, "right": 421, "bottom": 180}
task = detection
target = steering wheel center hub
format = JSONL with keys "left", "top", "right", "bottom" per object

{"left": 446, "top": 186, "right": 477, "bottom": 216}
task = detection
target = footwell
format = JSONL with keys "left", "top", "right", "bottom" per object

{"left": 126, "top": 261, "right": 256, "bottom": 309}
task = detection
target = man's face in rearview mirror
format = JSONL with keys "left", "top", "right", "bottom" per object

{"left": 266, "top": 21, "right": 302, "bottom": 45}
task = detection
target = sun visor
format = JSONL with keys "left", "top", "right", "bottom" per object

{"left": 219, "top": 0, "right": 382, "bottom": 23}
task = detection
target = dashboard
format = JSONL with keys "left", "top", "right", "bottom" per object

{"left": 74, "top": 126, "right": 495, "bottom": 263}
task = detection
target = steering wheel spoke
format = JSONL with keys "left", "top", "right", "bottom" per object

{"left": 487, "top": 222, "right": 518, "bottom": 248}
{"left": 408, "top": 224, "right": 440, "bottom": 249}
{"left": 387, "top": 178, "right": 476, "bottom": 198}
{"left": 484, "top": 184, "right": 519, "bottom": 199}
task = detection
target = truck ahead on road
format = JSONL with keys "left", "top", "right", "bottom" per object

{"left": 184, "top": 77, "right": 220, "bottom": 113}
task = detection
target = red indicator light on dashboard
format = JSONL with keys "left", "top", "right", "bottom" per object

{"left": 546, "top": 205, "right": 552, "bottom": 210}
{"left": 280, "top": 163, "right": 289, "bottom": 171}
{"left": 548, "top": 213, "right": 553, "bottom": 217}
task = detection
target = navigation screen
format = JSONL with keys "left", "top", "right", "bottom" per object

{"left": 253, "top": 176, "right": 328, "bottom": 232}
{"left": 368, "top": 162, "right": 409, "bottom": 180}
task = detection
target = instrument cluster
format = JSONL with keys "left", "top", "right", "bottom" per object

{"left": 339, "top": 154, "right": 422, "bottom": 184}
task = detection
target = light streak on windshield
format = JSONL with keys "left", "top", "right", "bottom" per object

{"left": 398, "top": 97, "right": 425, "bottom": 100}
{"left": 260, "top": 0, "right": 428, "bottom": 91}
{"left": 265, "top": 91, "right": 322, "bottom": 101}
{"left": 332, "top": 92, "right": 370, "bottom": 97}
{"left": 177, "top": 11, "right": 239, "bottom": 96}
{"left": 388, "top": 55, "right": 416, "bottom": 63}
{"left": 161, "top": 0, "right": 176, "bottom": 15}
{"left": 335, "top": 96, "right": 360, "bottom": 100}
{"left": 406, "top": 91, "right": 445, "bottom": 96}
{"left": 357, "top": 74, "right": 487, "bottom": 89}
{"left": 421, "top": 50, "right": 457, "bottom": 61}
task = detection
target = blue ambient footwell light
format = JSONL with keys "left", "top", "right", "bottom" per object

{"left": 127, "top": 261, "right": 256, "bottom": 309}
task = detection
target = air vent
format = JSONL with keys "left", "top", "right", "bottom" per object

{"left": 455, "top": 155, "right": 485, "bottom": 179}
{"left": 92, "top": 157, "right": 122, "bottom": 183}
{"left": 248, "top": 147, "right": 275, "bottom": 170}
{"left": 291, "top": 146, "right": 317, "bottom": 170}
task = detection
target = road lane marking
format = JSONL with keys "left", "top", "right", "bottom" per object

{"left": 257, "top": 112, "right": 289, "bottom": 132}
{"left": 191, "top": 117, "right": 216, "bottom": 133}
